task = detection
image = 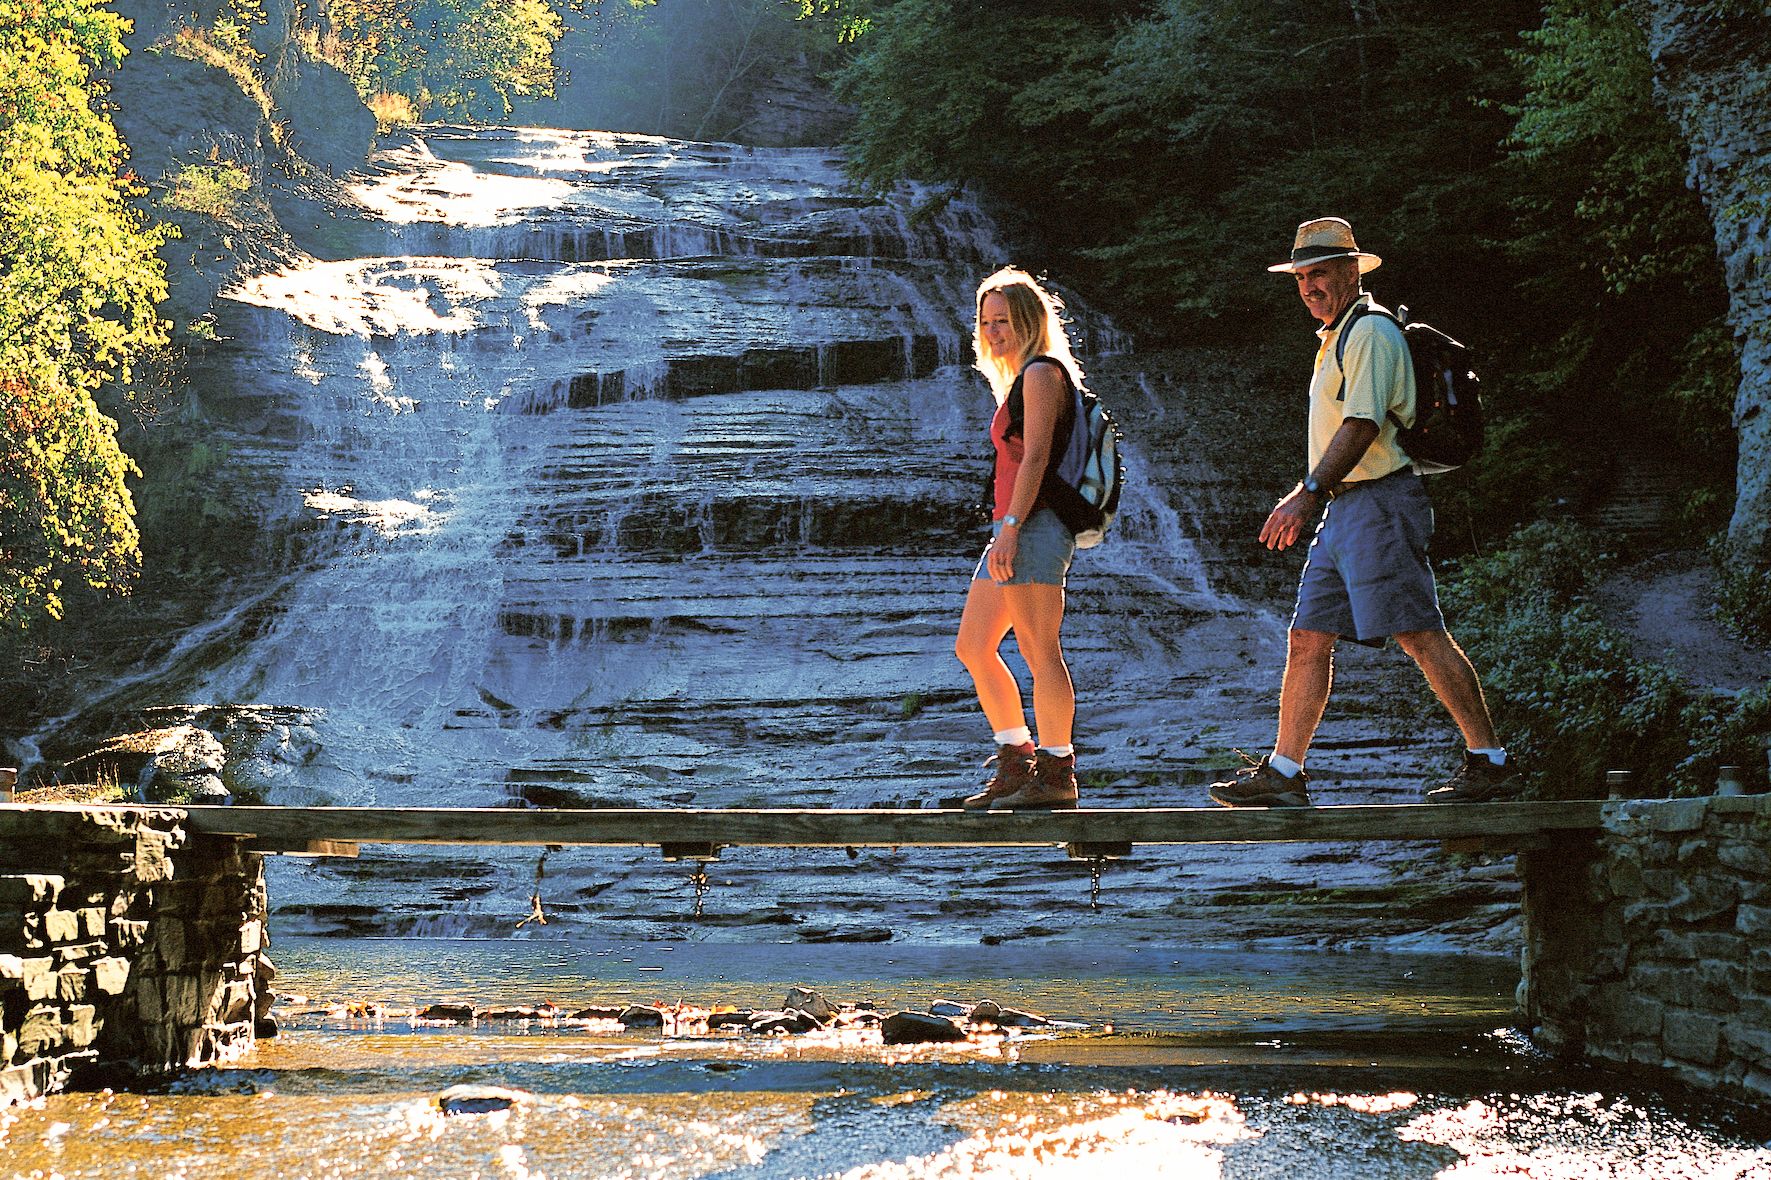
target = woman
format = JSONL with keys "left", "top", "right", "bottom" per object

{"left": 956, "top": 267, "right": 1085, "bottom": 810}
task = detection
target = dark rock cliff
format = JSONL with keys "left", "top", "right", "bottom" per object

{"left": 1631, "top": 1, "right": 1771, "bottom": 565}
{"left": 108, "top": 0, "right": 375, "bottom": 325}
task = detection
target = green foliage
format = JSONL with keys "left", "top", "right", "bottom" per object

{"left": 326, "top": 0, "right": 566, "bottom": 119}
{"left": 1, "top": 0, "right": 170, "bottom": 630}
{"left": 795, "top": 0, "right": 870, "bottom": 43}
{"left": 836, "top": 0, "right": 1535, "bottom": 338}
{"left": 1711, "top": 535, "right": 1771, "bottom": 650}
{"left": 1496, "top": 0, "right": 1736, "bottom": 530}
{"left": 161, "top": 161, "right": 253, "bottom": 221}
{"left": 1441, "top": 522, "right": 1771, "bottom": 798}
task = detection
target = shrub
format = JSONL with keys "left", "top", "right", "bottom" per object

{"left": 368, "top": 90, "right": 418, "bottom": 131}
{"left": 1712, "top": 538, "right": 1771, "bottom": 650}
{"left": 1442, "top": 520, "right": 1771, "bottom": 798}
{"left": 161, "top": 161, "right": 252, "bottom": 221}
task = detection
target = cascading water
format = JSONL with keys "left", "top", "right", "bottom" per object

{"left": 81, "top": 125, "right": 1468, "bottom": 942}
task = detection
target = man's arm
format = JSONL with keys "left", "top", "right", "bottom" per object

{"left": 1258, "top": 417, "right": 1380, "bottom": 551}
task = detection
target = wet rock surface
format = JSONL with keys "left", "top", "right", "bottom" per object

{"left": 36, "top": 127, "right": 1509, "bottom": 954}
{"left": 286, "top": 986, "right": 1063, "bottom": 1046}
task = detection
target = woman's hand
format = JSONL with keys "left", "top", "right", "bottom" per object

{"left": 987, "top": 526, "right": 1020, "bottom": 582}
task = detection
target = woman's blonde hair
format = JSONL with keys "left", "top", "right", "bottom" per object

{"left": 972, "top": 266, "right": 1085, "bottom": 403}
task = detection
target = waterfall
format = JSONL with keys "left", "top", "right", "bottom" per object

{"left": 96, "top": 126, "right": 1265, "bottom": 935}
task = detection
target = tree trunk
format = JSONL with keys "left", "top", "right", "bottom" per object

{"left": 1630, "top": 1, "right": 1771, "bottom": 565}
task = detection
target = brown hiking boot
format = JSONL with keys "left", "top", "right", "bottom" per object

{"left": 1208, "top": 756, "right": 1311, "bottom": 807}
{"left": 991, "top": 749, "right": 1079, "bottom": 810}
{"left": 962, "top": 742, "right": 1036, "bottom": 810}
{"left": 1426, "top": 753, "right": 1521, "bottom": 803}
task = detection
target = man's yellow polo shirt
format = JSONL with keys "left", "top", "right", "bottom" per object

{"left": 1308, "top": 294, "right": 1415, "bottom": 483}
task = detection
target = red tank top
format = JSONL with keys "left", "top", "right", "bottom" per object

{"left": 990, "top": 400, "right": 1024, "bottom": 520}
{"left": 990, "top": 359, "right": 1069, "bottom": 520}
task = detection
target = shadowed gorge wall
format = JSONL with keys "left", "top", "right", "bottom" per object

{"left": 1630, "top": 1, "right": 1771, "bottom": 564}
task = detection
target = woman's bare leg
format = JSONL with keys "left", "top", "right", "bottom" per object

{"left": 955, "top": 577, "right": 1025, "bottom": 732}
{"left": 1000, "top": 583, "right": 1072, "bottom": 748}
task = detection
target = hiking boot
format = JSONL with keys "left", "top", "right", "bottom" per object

{"left": 991, "top": 749, "right": 1079, "bottom": 810}
{"left": 1426, "top": 753, "right": 1521, "bottom": 803}
{"left": 1208, "top": 757, "right": 1311, "bottom": 808}
{"left": 962, "top": 742, "right": 1036, "bottom": 810}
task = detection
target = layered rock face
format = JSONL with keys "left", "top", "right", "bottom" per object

{"left": 1632, "top": 2, "right": 1771, "bottom": 563}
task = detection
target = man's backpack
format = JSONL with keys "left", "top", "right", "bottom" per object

{"left": 1335, "top": 304, "right": 1484, "bottom": 472}
{"left": 1001, "top": 357, "right": 1126, "bottom": 549}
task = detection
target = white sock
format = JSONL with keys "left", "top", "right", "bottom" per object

{"left": 1267, "top": 753, "right": 1303, "bottom": 778}
{"left": 1470, "top": 747, "right": 1506, "bottom": 766}
{"left": 993, "top": 726, "right": 1032, "bottom": 747}
{"left": 1040, "top": 745, "right": 1074, "bottom": 758}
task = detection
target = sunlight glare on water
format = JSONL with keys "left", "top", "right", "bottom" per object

{"left": 835, "top": 1090, "right": 1249, "bottom": 1180}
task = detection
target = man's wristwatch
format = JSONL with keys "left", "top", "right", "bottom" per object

{"left": 1002, "top": 514, "right": 1022, "bottom": 528}
{"left": 1302, "top": 476, "right": 1323, "bottom": 497}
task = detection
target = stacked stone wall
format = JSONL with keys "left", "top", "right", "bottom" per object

{"left": 0, "top": 807, "right": 269, "bottom": 1106}
{"left": 1522, "top": 795, "right": 1771, "bottom": 1103}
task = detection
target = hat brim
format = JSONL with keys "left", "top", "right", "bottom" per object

{"left": 1267, "top": 250, "right": 1382, "bottom": 275}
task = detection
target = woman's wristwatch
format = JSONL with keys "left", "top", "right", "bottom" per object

{"left": 1002, "top": 514, "right": 1022, "bottom": 528}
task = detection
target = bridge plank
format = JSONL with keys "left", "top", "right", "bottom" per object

{"left": 179, "top": 801, "right": 1608, "bottom": 850}
{"left": 0, "top": 801, "right": 1612, "bottom": 852}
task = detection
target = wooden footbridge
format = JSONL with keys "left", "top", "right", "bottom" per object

{"left": 27, "top": 798, "right": 1611, "bottom": 859}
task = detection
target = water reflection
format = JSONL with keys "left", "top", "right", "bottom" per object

{"left": 4, "top": 942, "right": 1766, "bottom": 1178}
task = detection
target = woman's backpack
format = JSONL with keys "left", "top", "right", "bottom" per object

{"left": 1000, "top": 357, "right": 1125, "bottom": 549}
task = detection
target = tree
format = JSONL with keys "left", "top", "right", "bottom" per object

{"left": 325, "top": 0, "right": 566, "bottom": 119}
{"left": 1490, "top": 0, "right": 1736, "bottom": 527}
{"left": 0, "top": 0, "right": 169, "bottom": 630}
{"left": 834, "top": 0, "right": 1537, "bottom": 338}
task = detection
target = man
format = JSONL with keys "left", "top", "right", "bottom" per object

{"left": 1210, "top": 216, "right": 1517, "bottom": 808}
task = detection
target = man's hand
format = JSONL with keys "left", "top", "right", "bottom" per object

{"left": 1260, "top": 487, "right": 1320, "bottom": 551}
{"left": 1265, "top": 417, "right": 1379, "bottom": 550}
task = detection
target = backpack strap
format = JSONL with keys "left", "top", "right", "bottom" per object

{"left": 1331, "top": 304, "right": 1399, "bottom": 383}
{"left": 1331, "top": 304, "right": 1412, "bottom": 437}
{"left": 1004, "top": 356, "right": 1076, "bottom": 441}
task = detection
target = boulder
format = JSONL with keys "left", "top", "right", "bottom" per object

{"left": 784, "top": 986, "right": 836, "bottom": 1023}
{"left": 65, "top": 726, "right": 227, "bottom": 803}
{"left": 572, "top": 1005, "right": 623, "bottom": 1021}
{"left": 438, "top": 1084, "right": 524, "bottom": 1115}
{"left": 707, "top": 1010, "right": 754, "bottom": 1029}
{"left": 416, "top": 1002, "right": 475, "bottom": 1024}
{"left": 993, "top": 1007, "right": 1053, "bottom": 1029}
{"left": 881, "top": 1011, "right": 967, "bottom": 1045}
{"left": 617, "top": 1005, "right": 665, "bottom": 1028}
{"left": 747, "top": 1009, "right": 819, "bottom": 1034}
{"left": 836, "top": 1008, "right": 884, "bottom": 1028}
{"left": 263, "top": 48, "right": 377, "bottom": 177}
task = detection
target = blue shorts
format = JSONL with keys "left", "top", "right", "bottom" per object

{"left": 973, "top": 507, "right": 1075, "bottom": 587}
{"left": 1291, "top": 469, "right": 1446, "bottom": 645}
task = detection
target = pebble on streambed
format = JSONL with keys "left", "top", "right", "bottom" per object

{"left": 287, "top": 985, "right": 1074, "bottom": 1045}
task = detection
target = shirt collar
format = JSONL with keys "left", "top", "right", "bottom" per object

{"left": 1316, "top": 292, "right": 1372, "bottom": 341}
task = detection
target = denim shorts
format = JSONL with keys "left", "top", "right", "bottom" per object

{"left": 973, "top": 507, "right": 1076, "bottom": 587}
{"left": 1291, "top": 469, "right": 1446, "bottom": 645}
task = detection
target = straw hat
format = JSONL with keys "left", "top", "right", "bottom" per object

{"left": 1267, "top": 216, "right": 1382, "bottom": 274}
